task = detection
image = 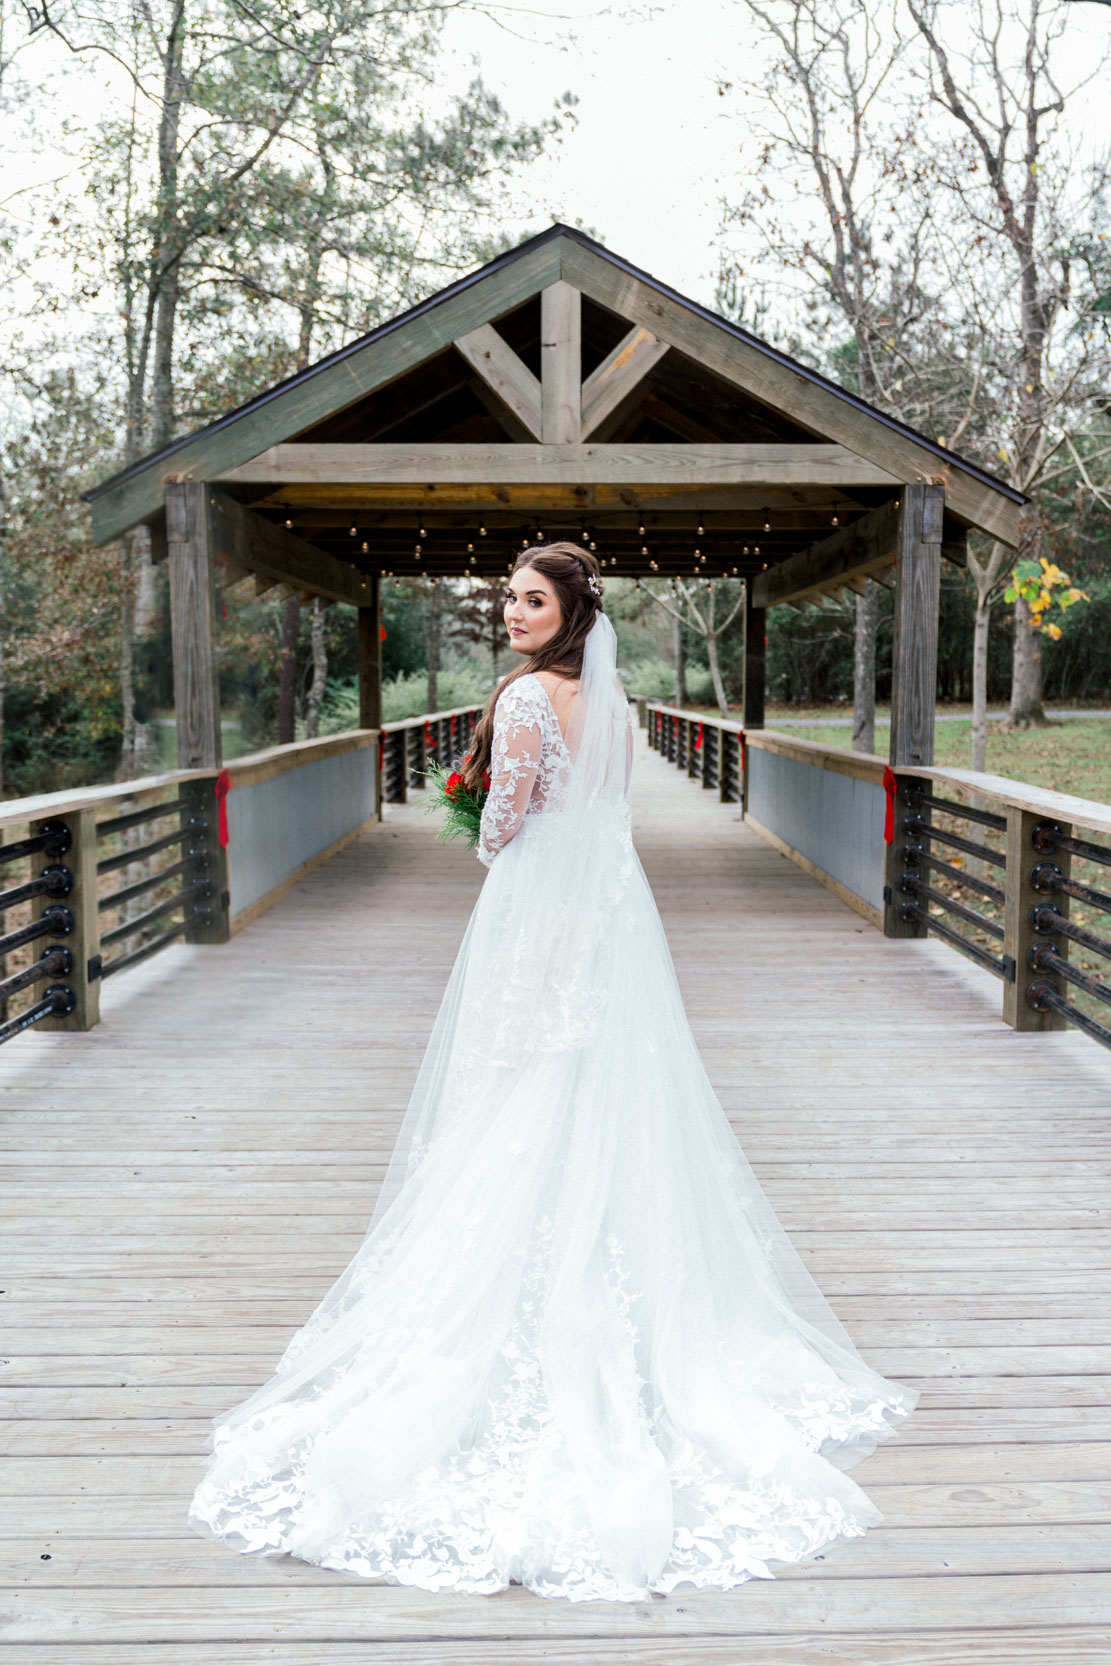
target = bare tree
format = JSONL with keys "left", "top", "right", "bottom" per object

{"left": 641, "top": 579, "right": 747, "bottom": 717}
{"left": 908, "top": 0, "right": 1111, "bottom": 730}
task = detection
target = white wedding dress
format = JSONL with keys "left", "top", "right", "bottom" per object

{"left": 189, "top": 610, "right": 917, "bottom": 1602}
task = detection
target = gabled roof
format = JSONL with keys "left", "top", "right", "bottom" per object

{"left": 86, "top": 223, "right": 1025, "bottom": 548}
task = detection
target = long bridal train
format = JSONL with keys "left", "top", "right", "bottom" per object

{"left": 189, "top": 612, "right": 917, "bottom": 1602}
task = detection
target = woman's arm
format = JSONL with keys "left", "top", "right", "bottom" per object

{"left": 476, "top": 692, "right": 543, "bottom": 868}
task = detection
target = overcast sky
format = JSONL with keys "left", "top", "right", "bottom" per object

{"left": 436, "top": 0, "right": 1111, "bottom": 308}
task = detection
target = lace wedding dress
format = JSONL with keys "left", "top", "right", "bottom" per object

{"left": 189, "top": 610, "right": 917, "bottom": 1602}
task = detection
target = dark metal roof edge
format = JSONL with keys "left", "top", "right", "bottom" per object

{"left": 85, "top": 220, "right": 1027, "bottom": 510}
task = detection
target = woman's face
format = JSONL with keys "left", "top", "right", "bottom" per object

{"left": 504, "top": 566, "right": 562, "bottom": 656}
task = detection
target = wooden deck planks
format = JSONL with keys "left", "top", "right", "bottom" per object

{"left": 1, "top": 723, "right": 1110, "bottom": 1660}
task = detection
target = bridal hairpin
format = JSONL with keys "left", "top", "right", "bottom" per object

{"left": 587, "top": 574, "right": 602, "bottom": 598}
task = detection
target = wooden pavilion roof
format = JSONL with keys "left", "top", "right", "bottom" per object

{"left": 85, "top": 225, "right": 1025, "bottom": 604}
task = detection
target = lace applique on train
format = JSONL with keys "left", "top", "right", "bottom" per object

{"left": 476, "top": 675, "right": 572, "bottom": 868}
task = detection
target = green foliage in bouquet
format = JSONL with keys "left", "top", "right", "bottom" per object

{"left": 423, "top": 757, "right": 490, "bottom": 848}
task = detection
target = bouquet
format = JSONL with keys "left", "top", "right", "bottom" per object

{"left": 423, "top": 753, "right": 490, "bottom": 848}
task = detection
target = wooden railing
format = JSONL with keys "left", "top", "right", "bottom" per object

{"left": 644, "top": 700, "right": 1111, "bottom": 1051}
{"left": 380, "top": 704, "right": 483, "bottom": 804}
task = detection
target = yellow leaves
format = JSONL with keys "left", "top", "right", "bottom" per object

{"left": 1047, "top": 623, "right": 1063, "bottom": 641}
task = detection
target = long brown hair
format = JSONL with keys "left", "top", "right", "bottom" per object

{"left": 460, "top": 542, "right": 604, "bottom": 795}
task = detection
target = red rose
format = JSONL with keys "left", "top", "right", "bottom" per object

{"left": 445, "top": 771, "right": 462, "bottom": 801}
{"left": 482, "top": 771, "right": 491, "bottom": 790}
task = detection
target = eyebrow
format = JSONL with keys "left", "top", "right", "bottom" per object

{"left": 509, "top": 585, "right": 548, "bottom": 598}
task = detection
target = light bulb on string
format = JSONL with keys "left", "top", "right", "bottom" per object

{"left": 419, "top": 526, "right": 427, "bottom": 539}
{"left": 831, "top": 514, "right": 839, "bottom": 526}
{"left": 479, "top": 524, "right": 487, "bottom": 537}
{"left": 763, "top": 511, "right": 771, "bottom": 532}
{"left": 638, "top": 521, "right": 646, "bottom": 536}
{"left": 349, "top": 524, "right": 357, "bottom": 537}
{"left": 361, "top": 541, "right": 368, "bottom": 554}
{"left": 466, "top": 543, "right": 474, "bottom": 554}
{"left": 284, "top": 518, "right": 293, "bottom": 528}
{"left": 697, "top": 515, "right": 705, "bottom": 536}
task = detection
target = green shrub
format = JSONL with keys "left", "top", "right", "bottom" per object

{"left": 320, "top": 663, "right": 495, "bottom": 732}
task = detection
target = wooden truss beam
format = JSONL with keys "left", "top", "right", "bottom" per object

{"left": 751, "top": 499, "right": 904, "bottom": 608}
{"left": 581, "top": 326, "right": 669, "bottom": 440}
{"left": 209, "top": 491, "right": 370, "bottom": 607}
{"left": 453, "top": 323, "right": 542, "bottom": 440}
{"left": 218, "top": 443, "right": 899, "bottom": 491}
{"left": 541, "top": 281, "right": 582, "bottom": 443}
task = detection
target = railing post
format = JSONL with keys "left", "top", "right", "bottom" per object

{"left": 883, "top": 774, "right": 929, "bottom": 939}
{"left": 182, "top": 778, "right": 230, "bottom": 946}
{"left": 30, "top": 807, "right": 98, "bottom": 1031}
{"left": 1003, "top": 808, "right": 1070, "bottom": 1031}
{"left": 635, "top": 695, "right": 647, "bottom": 728}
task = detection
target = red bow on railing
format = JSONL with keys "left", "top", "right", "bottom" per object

{"left": 882, "top": 765, "right": 898, "bottom": 844}
{"left": 378, "top": 735, "right": 384, "bottom": 772}
{"left": 450, "top": 715, "right": 457, "bottom": 737}
{"left": 424, "top": 720, "right": 435, "bottom": 751}
{"left": 214, "top": 768, "right": 231, "bottom": 849}
{"left": 739, "top": 730, "right": 747, "bottom": 776}
{"left": 672, "top": 714, "right": 678, "bottom": 738}
{"left": 695, "top": 722, "right": 704, "bottom": 751}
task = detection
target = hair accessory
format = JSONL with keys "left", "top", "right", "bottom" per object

{"left": 587, "top": 573, "right": 602, "bottom": 599}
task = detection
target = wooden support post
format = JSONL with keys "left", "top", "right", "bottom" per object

{"left": 541, "top": 282, "right": 581, "bottom": 443}
{"left": 358, "top": 573, "right": 383, "bottom": 820}
{"left": 883, "top": 775, "right": 929, "bottom": 939}
{"left": 182, "top": 779, "right": 230, "bottom": 946}
{"left": 743, "top": 581, "right": 765, "bottom": 732}
{"left": 889, "top": 484, "right": 943, "bottom": 770}
{"left": 166, "top": 483, "right": 223, "bottom": 771}
{"left": 1003, "top": 807, "right": 1070, "bottom": 1031}
{"left": 30, "top": 807, "right": 99, "bottom": 1032}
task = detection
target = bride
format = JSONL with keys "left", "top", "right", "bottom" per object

{"left": 189, "top": 541, "right": 917, "bottom": 1603}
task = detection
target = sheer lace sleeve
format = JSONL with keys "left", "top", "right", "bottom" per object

{"left": 476, "top": 678, "right": 545, "bottom": 868}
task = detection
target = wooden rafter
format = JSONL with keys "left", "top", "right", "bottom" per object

{"left": 453, "top": 323, "right": 541, "bottom": 441}
{"left": 581, "top": 326, "right": 669, "bottom": 440}
{"left": 541, "top": 282, "right": 581, "bottom": 443}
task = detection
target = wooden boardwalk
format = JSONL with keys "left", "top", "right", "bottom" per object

{"left": 2, "top": 725, "right": 1111, "bottom": 1664}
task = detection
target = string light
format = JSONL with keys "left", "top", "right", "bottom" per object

{"left": 419, "top": 525, "right": 427, "bottom": 538}
{"left": 649, "top": 559, "right": 659, "bottom": 570}
{"left": 763, "top": 510, "right": 771, "bottom": 532}
{"left": 479, "top": 524, "right": 487, "bottom": 537}
{"left": 361, "top": 541, "right": 368, "bottom": 554}
{"left": 831, "top": 514, "right": 840, "bottom": 526}
{"left": 466, "top": 543, "right": 474, "bottom": 553}
{"left": 284, "top": 519, "right": 293, "bottom": 529}
{"left": 697, "top": 515, "right": 705, "bottom": 536}
{"left": 638, "top": 521, "right": 645, "bottom": 536}
{"left": 641, "top": 544, "right": 649, "bottom": 556}
{"left": 349, "top": 524, "right": 357, "bottom": 536}
{"left": 754, "top": 545, "right": 761, "bottom": 555}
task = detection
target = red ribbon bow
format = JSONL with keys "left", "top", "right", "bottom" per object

{"left": 377, "top": 735, "right": 384, "bottom": 772}
{"left": 882, "top": 765, "right": 898, "bottom": 845}
{"left": 424, "top": 720, "right": 435, "bottom": 751}
{"left": 739, "top": 730, "right": 747, "bottom": 776}
{"left": 214, "top": 768, "right": 231, "bottom": 849}
{"left": 672, "top": 714, "right": 678, "bottom": 737}
{"left": 695, "top": 721, "right": 704, "bottom": 751}
{"left": 450, "top": 715, "right": 457, "bottom": 737}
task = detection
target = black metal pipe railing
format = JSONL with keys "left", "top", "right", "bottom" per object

{"left": 1028, "top": 941, "right": 1111, "bottom": 1007}
{"left": 0, "top": 904, "right": 74, "bottom": 958}
{"left": 0, "top": 865, "right": 73, "bottom": 913}
{"left": 99, "top": 854, "right": 203, "bottom": 913}
{"left": 97, "top": 796, "right": 190, "bottom": 838}
{"left": 1030, "top": 902, "right": 1111, "bottom": 965}
{"left": 0, "top": 822, "right": 72, "bottom": 866}
{"left": 101, "top": 918, "right": 192, "bottom": 979}
{"left": 0, "top": 944, "right": 74, "bottom": 1005}
{"left": 905, "top": 789, "right": 1007, "bottom": 832}
{"left": 0, "top": 983, "right": 75, "bottom": 1045}
{"left": 1032, "top": 822, "right": 1111, "bottom": 870}
{"left": 96, "top": 826, "right": 192, "bottom": 877}
{"left": 1027, "top": 978, "right": 1111, "bottom": 1049}
{"left": 900, "top": 873, "right": 1006, "bottom": 940}
{"left": 898, "top": 901, "right": 1012, "bottom": 978}
{"left": 904, "top": 814, "right": 1005, "bottom": 869}
{"left": 902, "top": 845, "right": 1006, "bottom": 906}
{"left": 1030, "top": 861, "right": 1111, "bottom": 918}
{"left": 99, "top": 878, "right": 211, "bottom": 949}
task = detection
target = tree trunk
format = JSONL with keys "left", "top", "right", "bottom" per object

{"left": 117, "top": 539, "right": 136, "bottom": 780}
{"left": 1008, "top": 594, "right": 1048, "bottom": 728}
{"left": 674, "top": 614, "right": 686, "bottom": 707}
{"left": 304, "top": 598, "right": 327, "bottom": 739}
{"left": 427, "top": 582, "right": 440, "bottom": 712}
{"left": 852, "top": 581, "right": 877, "bottom": 753}
{"left": 971, "top": 592, "right": 992, "bottom": 773}
{"left": 705, "top": 629, "right": 730, "bottom": 718}
{"left": 277, "top": 595, "right": 300, "bottom": 744}
{"left": 149, "top": 0, "right": 187, "bottom": 451}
